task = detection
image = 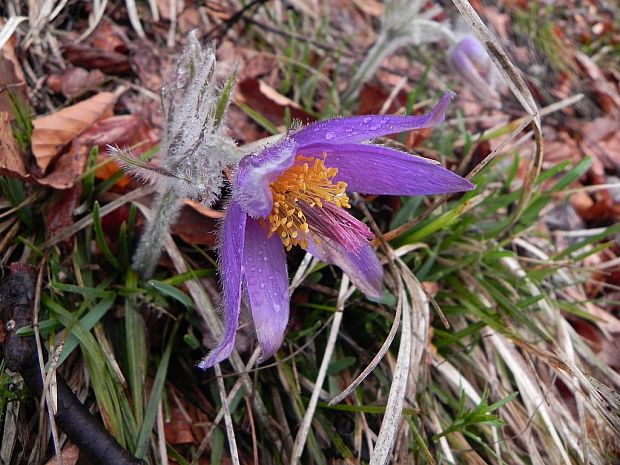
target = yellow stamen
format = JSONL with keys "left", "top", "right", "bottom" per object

{"left": 266, "top": 155, "right": 349, "bottom": 250}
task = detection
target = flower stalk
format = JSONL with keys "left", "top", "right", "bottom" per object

{"left": 112, "top": 31, "right": 239, "bottom": 278}
{"left": 132, "top": 182, "right": 183, "bottom": 278}
{"left": 341, "top": 0, "right": 457, "bottom": 107}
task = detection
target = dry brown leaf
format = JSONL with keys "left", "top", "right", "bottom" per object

{"left": 45, "top": 185, "right": 82, "bottom": 238}
{"left": 130, "top": 43, "right": 168, "bottom": 93}
{"left": 0, "top": 111, "right": 27, "bottom": 177}
{"left": 43, "top": 444, "right": 80, "bottom": 465}
{"left": 47, "top": 67, "right": 107, "bottom": 99}
{"left": 258, "top": 80, "right": 304, "bottom": 110}
{"left": 237, "top": 78, "right": 314, "bottom": 127}
{"left": 351, "top": 0, "right": 384, "bottom": 17}
{"left": 89, "top": 114, "right": 159, "bottom": 186}
{"left": 184, "top": 200, "right": 225, "bottom": 219}
{"left": 36, "top": 145, "right": 89, "bottom": 189}
{"left": 31, "top": 92, "right": 117, "bottom": 173}
{"left": 63, "top": 20, "right": 131, "bottom": 74}
{"left": 0, "top": 31, "right": 28, "bottom": 115}
{"left": 178, "top": 6, "right": 203, "bottom": 33}
{"left": 170, "top": 206, "right": 218, "bottom": 246}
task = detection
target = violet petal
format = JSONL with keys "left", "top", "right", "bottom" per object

{"left": 198, "top": 201, "right": 247, "bottom": 369}
{"left": 307, "top": 235, "right": 383, "bottom": 298}
{"left": 235, "top": 137, "right": 298, "bottom": 217}
{"left": 292, "top": 91, "right": 454, "bottom": 146}
{"left": 243, "top": 218, "right": 290, "bottom": 362}
{"left": 300, "top": 143, "right": 474, "bottom": 195}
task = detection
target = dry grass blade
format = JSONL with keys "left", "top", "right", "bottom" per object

{"left": 214, "top": 364, "right": 241, "bottom": 465}
{"left": 450, "top": 0, "right": 544, "bottom": 223}
{"left": 368, "top": 274, "right": 412, "bottom": 465}
{"left": 207, "top": 349, "right": 261, "bottom": 435}
{"left": 328, "top": 291, "right": 402, "bottom": 406}
{"left": 156, "top": 400, "right": 169, "bottom": 465}
{"left": 484, "top": 328, "right": 572, "bottom": 465}
{"left": 0, "top": 402, "right": 20, "bottom": 463}
{"left": 291, "top": 276, "right": 353, "bottom": 464}
{"left": 32, "top": 257, "right": 63, "bottom": 465}
{"left": 0, "top": 16, "right": 27, "bottom": 49}
{"left": 76, "top": 0, "right": 108, "bottom": 42}
{"left": 289, "top": 252, "right": 316, "bottom": 291}
{"left": 125, "top": 0, "right": 146, "bottom": 38}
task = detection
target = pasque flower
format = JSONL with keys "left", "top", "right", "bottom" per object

{"left": 450, "top": 36, "right": 506, "bottom": 108}
{"left": 199, "top": 91, "right": 474, "bottom": 368}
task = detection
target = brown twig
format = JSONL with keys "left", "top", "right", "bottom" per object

{"left": 1, "top": 263, "right": 144, "bottom": 465}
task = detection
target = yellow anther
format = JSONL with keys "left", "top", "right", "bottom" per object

{"left": 265, "top": 155, "right": 350, "bottom": 249}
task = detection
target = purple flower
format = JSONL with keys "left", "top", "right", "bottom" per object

{"left": 450, "top": 36, "right": 506, "bottom": 108}
{"left": 198, "top": 91, "right": 474, "bottom": 369}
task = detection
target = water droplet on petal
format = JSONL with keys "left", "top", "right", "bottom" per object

{"left": 325, "top": 131, "right": 336, "bottom": 140}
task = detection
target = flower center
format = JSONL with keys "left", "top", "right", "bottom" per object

{"left": 267, "top": 155, "right": 350, "bottom": 250}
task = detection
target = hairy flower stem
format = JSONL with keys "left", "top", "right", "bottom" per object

{"left": 133, "top": 181, "right": 183, "bottom": 278}
{"left": 342, "top": 34, "right": 392, "bottom": 108}
{"left": 341, "top": 9, "right": 458, "bottom": 109}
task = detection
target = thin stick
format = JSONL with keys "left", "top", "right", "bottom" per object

{"left": 213, "top": 364, "right": 241, "bottom": 465}
{"left": 328, "top": 296, "right": 402, "bottom": 405}
{"left": 368, "top": 276, "right": 411, "bottom": 465}
{"left": 290, "top": 277, "right": 352, "bottom": 464}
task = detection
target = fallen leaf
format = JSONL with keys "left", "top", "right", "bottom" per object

{"left": 0, "top": 112, "right": 27, "bottom": 178}
{"left": 481, "top": 6, "right": 510, "bottom": 41}
{"left": 64, "top": 43, "right": 131, "bottom": 74}
{"left": 164, "top": 406, "right": 196, "bottom": 445}
{"left": 565, "top": 288, "right": 620, "bottom": 334}
{"left": 31, "top": 92, "right": 118, "bottom": 173}
{"left": 237, "top": 78, "right": 314, "bottom": 126}
{"left": 185, "top": 199, "right": 225, "bottom": 219}
{"left": 258, "top": 80, "right": 304, "bottom": 110}
{"left": 63, "top": 20, "right": 131, "bottom": 74}
{"left": 36, "top": 144, "right": 89, "bottom": 189}
{"left": 43, "top": 444, "right": 80, "bottom": 465}
{"left": 351, "top": 0, "right": 384, "bottom": 17}
{"left": 421, "top": 281, "right": 439, "bottom": 296}
{"left": 170, "top": 206, "right": 218, "bottom": 246}
{"left": 358, "top": 83, "right": 406, "bottom": 115}
{"left": 88, "top": 114, "right": 160, "bottom": 187}
{"left": 544, "top": 130, "right": 581, "bottom": 165}
{"left": 178, "top": 6, "right": 203, "bottom": 33}
{"left": 130, "top": 42, "right": 168, "bottom": 93}
{"left": 45, "top": 186, "right": 82, "bottom": 238}
{"left": 37, "top": 113, "right": 157, "bottom": 190}
{"left": 47, "top": 67, "right": 107, "bottom": 99}
{"left": 0, "top": 29, "right": 28, "bottom": 115}
{"left": 574, "top": 52, "right": 620, "bottom": 112}
{"left": 89, "top": 20, "right": 128, "bottom": 54}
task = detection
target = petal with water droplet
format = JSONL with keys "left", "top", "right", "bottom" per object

{"left": 299, "top": 143, "right": 474, "bottom": 195}
{"left": 198, "top": 201, "right": 247, "bottom": 369}
{"left": 243, "top": 217, "right": 290, "bottom": 362}
{"left": 292, "top": 91, "right": 455, "bottom": 146}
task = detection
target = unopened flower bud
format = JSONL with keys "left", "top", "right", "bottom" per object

{"left": 450, "top": 36, "right": 506, "bottom": 108}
